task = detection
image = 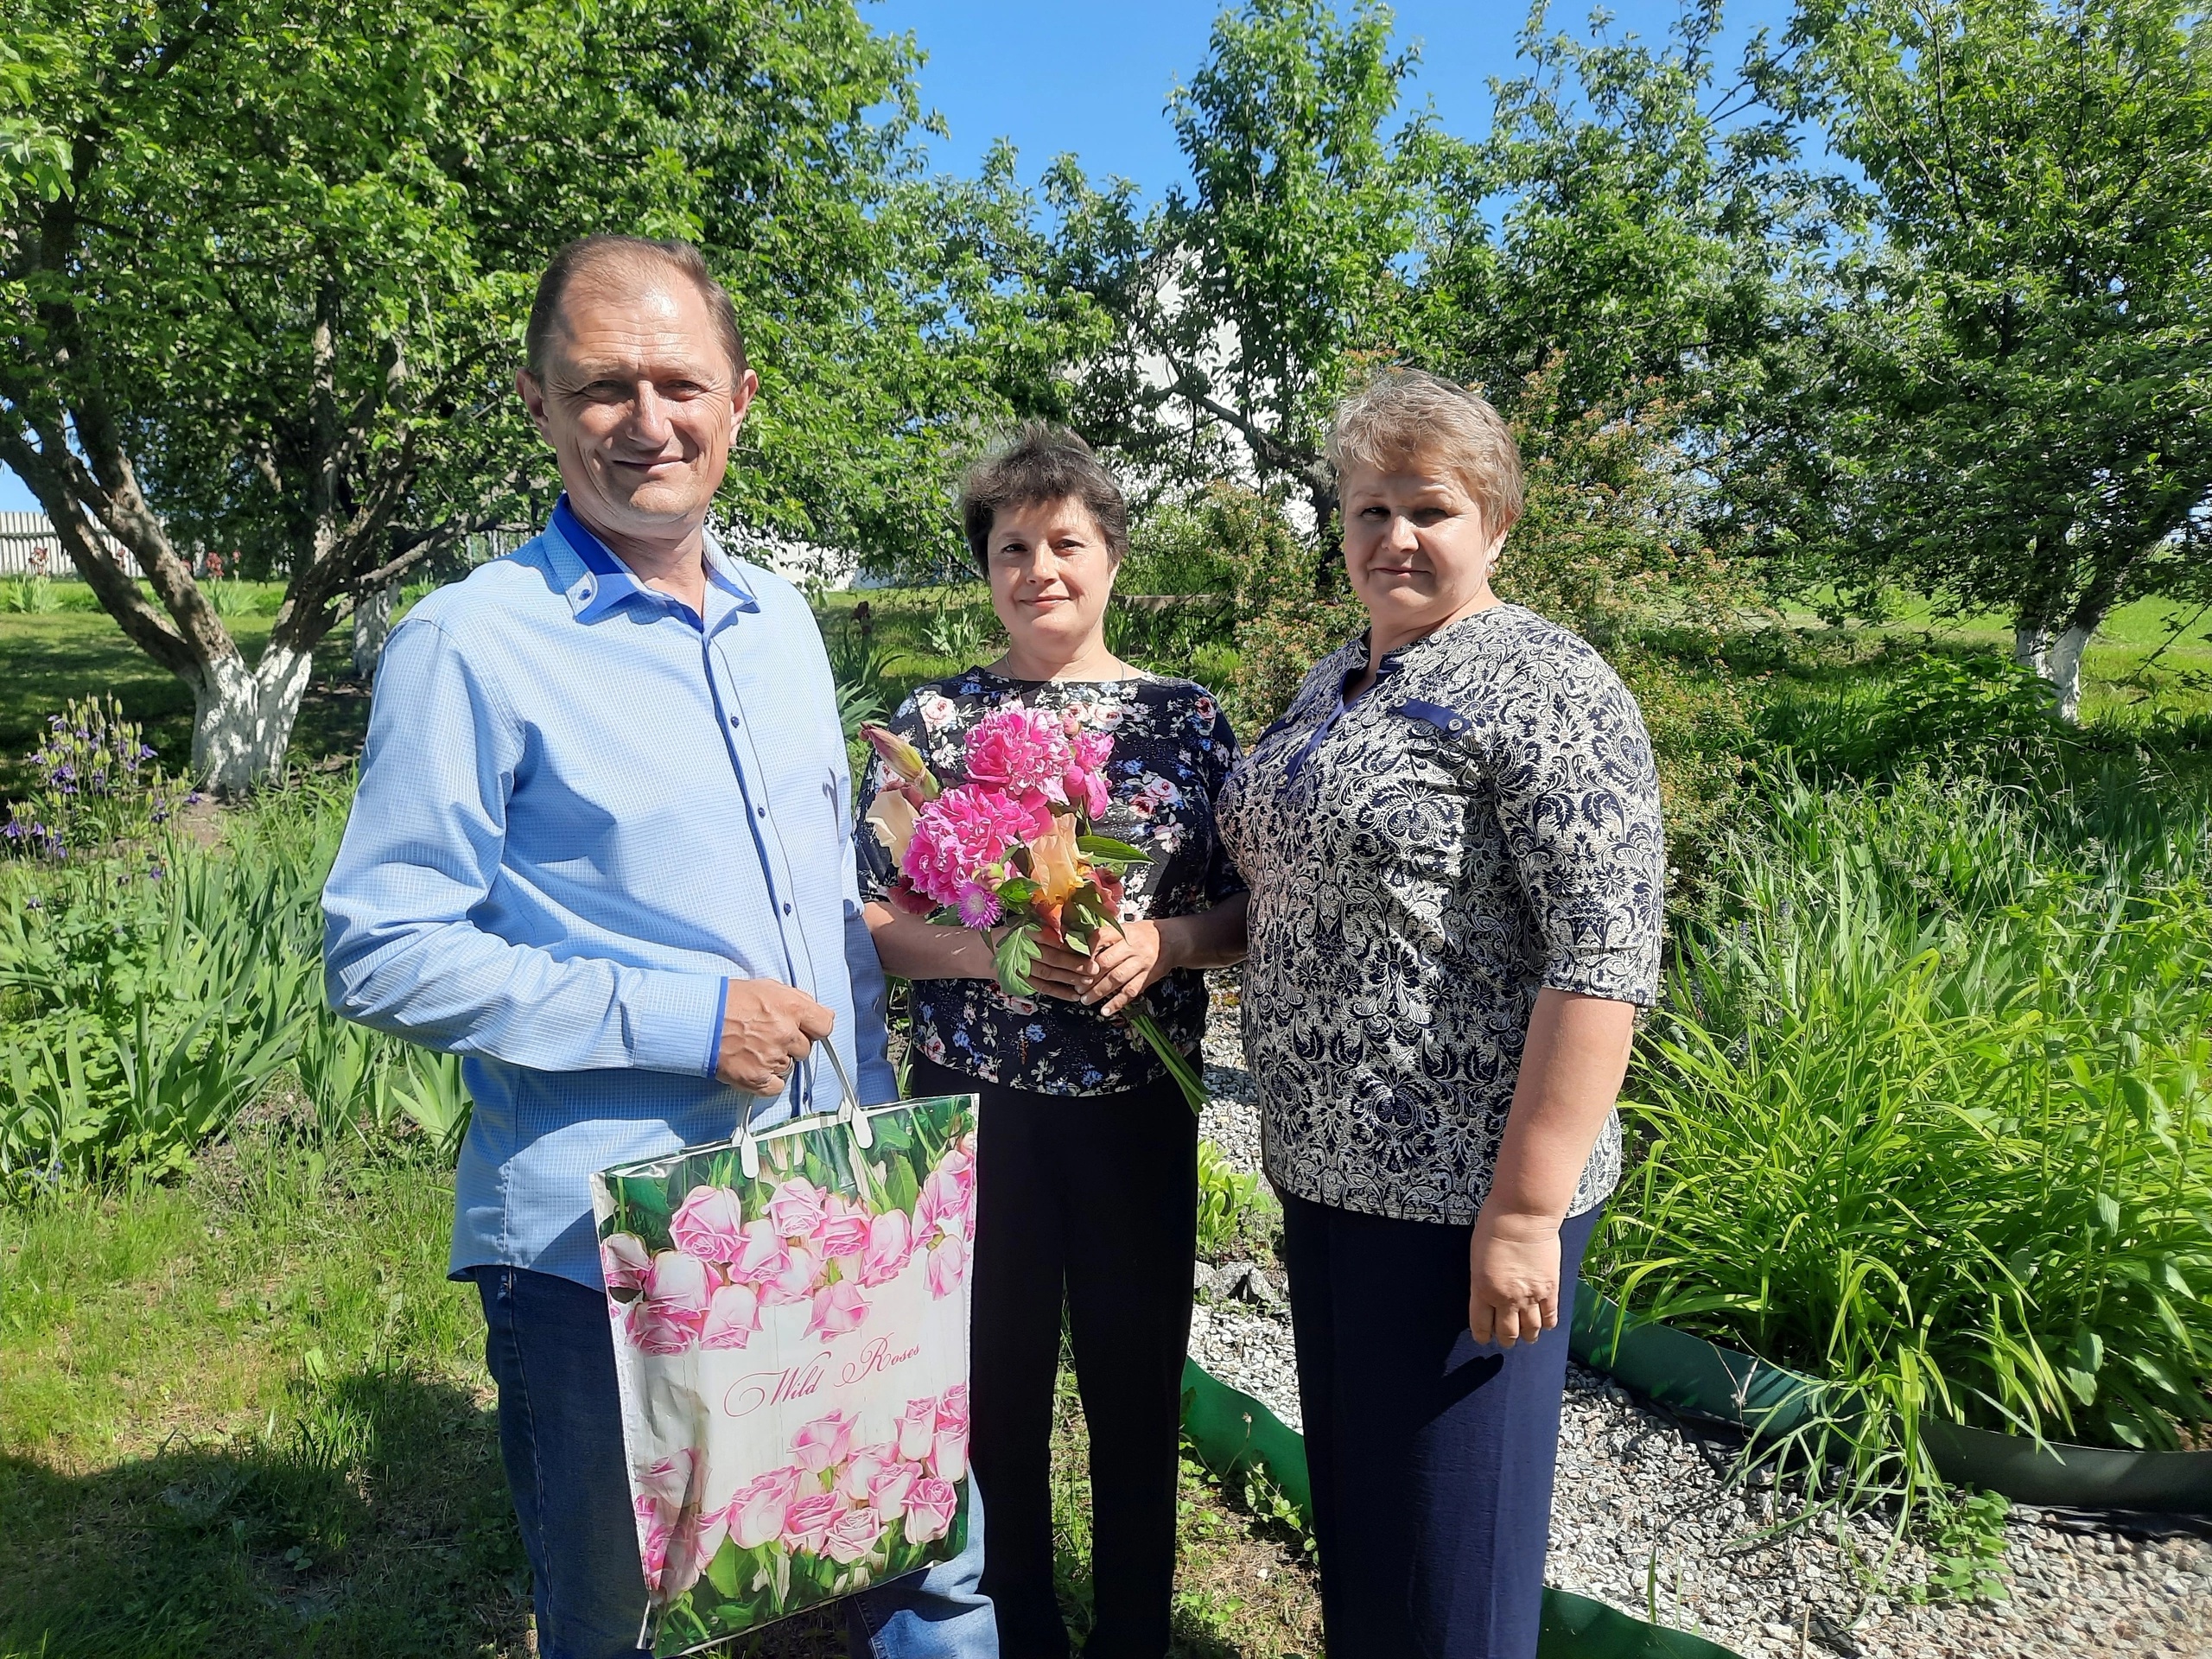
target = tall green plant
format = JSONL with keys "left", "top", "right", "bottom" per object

{"left": 1601, "top": 781, "right": 2212, "bottom": 1510}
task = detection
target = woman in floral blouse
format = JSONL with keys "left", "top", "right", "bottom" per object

{"left": 1217, "top": 372, "right": 1664, "bottom": 1659}
{"left": 858, "top": 423, "right": 1248, "bottom": 1659}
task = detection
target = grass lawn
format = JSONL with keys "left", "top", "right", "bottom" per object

{"left": 0, "top": 1109, "right": 1320, "bottom": 1659}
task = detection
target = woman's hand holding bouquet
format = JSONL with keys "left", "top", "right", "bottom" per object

{"left": 862, "top": 709, "right": 1206, "bottom": 1110}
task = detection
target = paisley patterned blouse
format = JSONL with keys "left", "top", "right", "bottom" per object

{"left": 856, "top": 667, "right": 1245, "bottom": 1096}
{"left": 1215, "top": 604, "right": 1664, "bottom": 1224}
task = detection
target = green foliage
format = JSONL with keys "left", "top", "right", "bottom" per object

{"left": 1195, "top": 1140, "right": 1271, "bottom": 1261}
{"left": 1917, "top": 1490, "right": 2012, "bottom": 1605}
{"left": 1601, "top": 772, "right": 2212, "bottom": 1508}
{"left": 1206, "top": 488, "right": 1355, "bottom": 733}
{"left": 1760, "top": 653, "right": 2070, "bottom": 785}
{"left": 1776, "top": 0, "right": 2212, "bottom": 645}
{"left": 3, "top": 694, "right": 182, "bottom": 859}
{"left": 0, "top": 576, "right": 61, "bottom": 613}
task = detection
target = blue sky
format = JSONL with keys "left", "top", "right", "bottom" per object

{"left": 0, "top": 1, "right": 1796, "bottom": 517}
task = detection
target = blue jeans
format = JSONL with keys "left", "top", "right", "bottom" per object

{"left": 471, "top": 1266, "right": 997, "bottom": 1659}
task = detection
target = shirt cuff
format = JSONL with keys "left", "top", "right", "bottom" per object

{"left": 623, "top": 970, "right": 731, "bottom": 1075}
{"left": 706, "top": 976, "right": 731, "bottom": 1078}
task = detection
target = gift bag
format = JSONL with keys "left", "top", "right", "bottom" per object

{"left": 590, "top": 1044, "right": 979, "bottom": 1655}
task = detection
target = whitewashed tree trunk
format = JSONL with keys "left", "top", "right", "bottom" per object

{"left": 190, "top": 645, "right": 317, "bottom": 793}
{"left": 352, "top": 580, "right": 398, "bottom": 680}
{"left": 2014, "top": 623, "right": 2091, "bottom": 723}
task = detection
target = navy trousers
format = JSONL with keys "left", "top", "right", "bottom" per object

{"left": 1277, "top": 1193, "right": 1602, "bottom": 1659}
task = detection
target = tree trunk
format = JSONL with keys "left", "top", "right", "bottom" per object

{"left": 352, "top": 580, "right": 398, "bottom": 680}
{"left": 190, "top": 645, "right": 317, "bottom": 793}
{"left": 2013, "top": 622, "right": 2092, "bottom": 723}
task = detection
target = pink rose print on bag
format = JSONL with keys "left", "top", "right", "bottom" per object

{"left": 903, "top": 1477, "right": 958, "bottom": 1544}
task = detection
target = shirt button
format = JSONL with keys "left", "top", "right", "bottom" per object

{"left": 728, "top": 715, "right": 741, "bottom": 729}
{"left": 782, "top": 903, "right": 793, "bottom": 915}
{"left": 755, "top": 806, "right": 766, "bottom": 818}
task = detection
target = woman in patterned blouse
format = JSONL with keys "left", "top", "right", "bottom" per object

{"left": 857, "top": 424, "right": 1249, "bottom": 1659}
{"left": 1217, "top": 372, "right": 1665, "bottom": 1659}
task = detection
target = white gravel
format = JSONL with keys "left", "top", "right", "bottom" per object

{"left": 1191, "top": 985, "right": 2212, "bottom": 1659}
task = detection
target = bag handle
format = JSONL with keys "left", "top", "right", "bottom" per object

{"left": 737, "top": 1035, "right": 874, "bottom": 1181}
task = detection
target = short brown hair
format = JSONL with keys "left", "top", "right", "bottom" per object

{"left": 1326, "top": 369, "right": 1524, "bottom": 537}
{"left": 958, "top": 423, "right": 1128, "bottom": 572}
{"left": 524, "top": 234, "right": 748, "bottom": 380}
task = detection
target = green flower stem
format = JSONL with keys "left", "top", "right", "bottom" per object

{"left": 1126, "top": 1006, "right": 1207, "bottom": 1114}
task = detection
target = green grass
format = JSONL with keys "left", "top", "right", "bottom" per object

{"left": 0, "top": 598, "right": 373, "bottom": 802}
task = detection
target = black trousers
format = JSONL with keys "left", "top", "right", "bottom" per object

{"left": 1278, "top": 1192, "right": 1603, "bottom": 1659}
{"left": 907, "top": 1052, "right": 1198, "bottom": 1659}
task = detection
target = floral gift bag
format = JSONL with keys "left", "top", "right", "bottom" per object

{"left": 590, "top": 1052, "right": 979, "bottom": 1655}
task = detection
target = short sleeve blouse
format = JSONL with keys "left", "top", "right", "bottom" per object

{"left": 857, "top": 667, "right": 1245, "bottom": 1096}
{"left": 1214, "top": 604, "right": 1664, "bottom": 1224}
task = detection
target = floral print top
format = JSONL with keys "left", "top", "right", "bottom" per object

{"left": 856, "top": 667, "right": 1245, "bottom": 1096}
{"left": 1216, "top": 604, "right": 1665, "bottom": 1225}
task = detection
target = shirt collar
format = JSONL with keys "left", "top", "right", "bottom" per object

{"left": 547, "top": 494, "right": 759, "bottom": 625}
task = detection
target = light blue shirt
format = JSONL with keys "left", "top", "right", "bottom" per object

{"left": 323, "top": 497, "right": 895, "bottom": 1286}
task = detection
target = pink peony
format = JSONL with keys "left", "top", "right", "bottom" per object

{"left": 963, "top": 707, "right": 1071, "bottom": 797}
{"left": 727, "top": 1465, "right": 802, "bottom": 1550}
{"left": 925, "top": 1232, "right": 969, "bottom": 1300}
{"left": 1062, "top": 764, "right": 1110, "bottom": 820}
{"left": 768, "top": 1177, "right": 830, "bottom": 1242}
{"left": 825, "top": 1503, "right": 887, "bottom": 1565}
{"left": 903, "top": 1478, "right": 958, "bottom": 1545}
{"left": 669, "top": 1185, "right": 747, "bottom": 1262}
{"left": 781, "top": 1491, "right": 842, "bottom": 1555}
{"left": 700, "top": 1280, "right": 761, "bottom": 1350}
{"left": 792, "top": 1410, "right": 855, "bottom": 1473}
{"left": 859, "top": 1209, "right": 914, "bottom": 1287}
{"left": 897, "top": 1396, "right": 938, "bottom": 1463}
{"left": 902, "top": 784, "right": 1052, "bottom": 908}
{"left": 600, "top": 1231, "right": 652, "bottom": 1294}
{"left": 1068, "top": 730, "right": 1114, "bottom": 772}
{"left": 807, "top": 1281, "right": 869, "bottom": 1342}
{"left": 816, "top": 1196, "right": 871, "bottom": 1262}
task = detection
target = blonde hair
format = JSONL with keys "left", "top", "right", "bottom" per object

{"left": 1325, "top": 369, "right": 1524, "bottom": 537}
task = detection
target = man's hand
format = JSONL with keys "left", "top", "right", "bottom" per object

{"left": 715, "top": 978, "right": 835, "bottom": 1094}
{"left": 1467, "top": 1207, "right": 1562, "bottom": 1349}
{"left": 1027, "top": 920, "right": 1177, "bottom": 1016}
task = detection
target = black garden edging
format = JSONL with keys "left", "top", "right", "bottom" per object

{"left": 1569, "top": 1293, "right": 2212, "bottom": 1515}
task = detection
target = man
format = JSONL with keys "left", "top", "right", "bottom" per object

{"left": 323, "top": 234, "right": 995, "bottom": 1659}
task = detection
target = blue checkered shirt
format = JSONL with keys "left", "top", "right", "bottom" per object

{"left": 322, "top": 497, "right": 895, "bottom": 1286}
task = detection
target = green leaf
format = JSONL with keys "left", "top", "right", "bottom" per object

{"left": 1077, "top": 835, "right": 1151, "bottom": 865}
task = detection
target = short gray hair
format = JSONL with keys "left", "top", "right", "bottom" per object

{"left": 1326, "top": 369, "right": 1524, "bottom": 537}
{"left": 524, "top": 234, "right": 748, "bottom": 381}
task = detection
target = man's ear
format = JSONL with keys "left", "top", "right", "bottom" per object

{"left": 518, "top": 368, "right": 553, "bottom": 440}
{"left": 730, "top": 366, "right": 760, "bottom": 428}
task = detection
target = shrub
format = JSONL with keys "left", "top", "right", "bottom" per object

{"left": 1195, "top": 1140, "right": 1271, "bottom": 1261}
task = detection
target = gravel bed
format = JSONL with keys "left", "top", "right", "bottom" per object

{"left": 1190, "top": 987, "right": 2212, "bottom": 1659}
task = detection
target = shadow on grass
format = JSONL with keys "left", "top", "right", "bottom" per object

{"left": 0, "top": 1367, "right": 529, "bottom": 1659}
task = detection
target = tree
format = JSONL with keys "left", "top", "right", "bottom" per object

{"left": 1060, "top": 0, "right": 1438, "bottom": 535}
{"left": 1792, "top": 0, "right": 2212, "bottom": 717}
{"left": 0, "top": 0, "right": 1087, "bottom": 786}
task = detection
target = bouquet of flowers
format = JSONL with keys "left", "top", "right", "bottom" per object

{"left": 862, "top": 706, "right": 1206, "bottom": 1110}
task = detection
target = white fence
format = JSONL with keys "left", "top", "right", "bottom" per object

{"left": 0, "top": 511, "right": 141, "bottom": 579}
{"left": 0, "top": 512, "right": 537, "bottom": 582}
